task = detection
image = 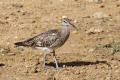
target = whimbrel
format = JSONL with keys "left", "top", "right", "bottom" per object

{"left": 15, "top": 16, "right": 77, "bottom": 70}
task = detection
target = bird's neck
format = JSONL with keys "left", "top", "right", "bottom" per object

{"left": 60, "top": 25, "right": 70, "bottom": 35}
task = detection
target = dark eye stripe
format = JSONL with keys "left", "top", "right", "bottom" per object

{"left": 64, "top": 18, "right": 70, "bottom": 22}
{"left": 64, "top": 20, "right": 67, "bottom": 23}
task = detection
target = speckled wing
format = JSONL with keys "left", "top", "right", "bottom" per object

{"left": 22, "top": 29, "right": 60, "bottom": 48}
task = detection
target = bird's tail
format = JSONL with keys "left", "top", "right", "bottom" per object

{"left": 14, "top": 42, "right": 25, "bottom": 47}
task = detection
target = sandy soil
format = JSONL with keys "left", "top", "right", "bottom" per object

{"left": 0, "top": 0, "right": 120, "bottom": 80}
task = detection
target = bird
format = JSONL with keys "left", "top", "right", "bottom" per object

{"left": 14, "top": 16, "right": 78, "bottom": 70}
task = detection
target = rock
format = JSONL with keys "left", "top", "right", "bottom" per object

{"left": 93, "top": 12, "right": 109, "bottom": 18}
{"left": 12, "top": 3, "right": 23, "bottom": 8}
{"left": 86, "top": 0, "right": 102, "bottom": 3}
{"left": 8, "top": 53, "right": 16, "bottom": 55}
{"left": 86, "top": 26, "right": 104, "bottom": 34}
{"left": 100, "top": 5, "right": 105, "bottom": 8}
{"left": 63, "top": 65, "right": 66, "bottom": 68}
{"left": 89, "top": 48, "right": 96, "bottom": 52}
{"left": 0, "top": 48, "right": 10, "bottom": 54}
{"left": 74, "top": 70, "right": 80, "bottom": 75}
{"left": 14, "top": 36, "right": 18, "bottom": 39}
{"left": 73, "top": 19, "right": 77, "bottom": 23}
{"left": 94, "top": 37, "right": 103, "bottom": 41}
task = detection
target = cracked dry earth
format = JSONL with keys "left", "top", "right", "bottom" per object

{"left": 0, "top": 0, "right": 120, "bottom": 80}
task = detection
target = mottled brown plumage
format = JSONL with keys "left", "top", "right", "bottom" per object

{"left": 15, "top": 17, "right": 77, "bottom": 70}
{"left": 15, "top": 27, "right": 70, "bottom": 50}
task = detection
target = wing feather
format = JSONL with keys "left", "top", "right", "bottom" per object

{"left": 23, "top": 29, "right": 60, "bottom": 47}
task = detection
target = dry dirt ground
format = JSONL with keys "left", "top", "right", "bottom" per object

{"left": 0, "top": 0, "right": 120, "bottom": 80}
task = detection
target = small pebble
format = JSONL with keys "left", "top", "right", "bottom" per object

{"left": 86, "top": 0, "right": 102, "bottom": 3}
{"left": 63, "top": 65, "right": 66, "bottom": 68}
{"left": 74, "top": 20, "right": 77, "bottom": 23}
{"left": 93, "top": 12, "right": 109, "bottom": 18}
{"left": 0, "top": 48, "right": 10, "bottom": 54}
{"left": 12, "top": 3, "right": 23, "bottom": 8}
{"left": 94, "top": 37, "right": 103, "bottom": 40}
{"left": 14, "top": 36, "right": 18, "bottom": 39}
{"left": 89, "top": 48, "right": 96, "bottom": 52}
{"left": 8, "top": 53, "right": 16, "bottom": 55}
{"left": 74, "top": 70, "right": 80, "bottom": 75}
{"left": 86, "top": 26, "right": 104, "bottom": 34}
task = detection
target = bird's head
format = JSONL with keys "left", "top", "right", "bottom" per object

{"left": 62, "top": 16, "right": 78, "bottom": 30}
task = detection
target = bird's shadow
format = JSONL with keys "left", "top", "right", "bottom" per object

{"left": 0, "top": 63, "right": 5, "bottom": 67}
{"left": 46, "top": 60, "right": 109, "bottom": 67}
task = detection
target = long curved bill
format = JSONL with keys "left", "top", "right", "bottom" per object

{"left": 69, "top": 22, "right": 78, "bottom": 30}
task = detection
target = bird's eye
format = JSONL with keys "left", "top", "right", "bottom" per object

{"left": 64, "top": 20, "right": 67, "bottom": 23}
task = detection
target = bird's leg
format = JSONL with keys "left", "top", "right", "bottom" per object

{"left": 53, "top": 50, "right": 61, "bottom": 70}
{"left": 42, "top": 52, "right": 49, "bottom": 70}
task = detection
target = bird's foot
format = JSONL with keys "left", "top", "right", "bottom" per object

{"left": 42, "top": 65, "right": 49, "bottom": 70}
